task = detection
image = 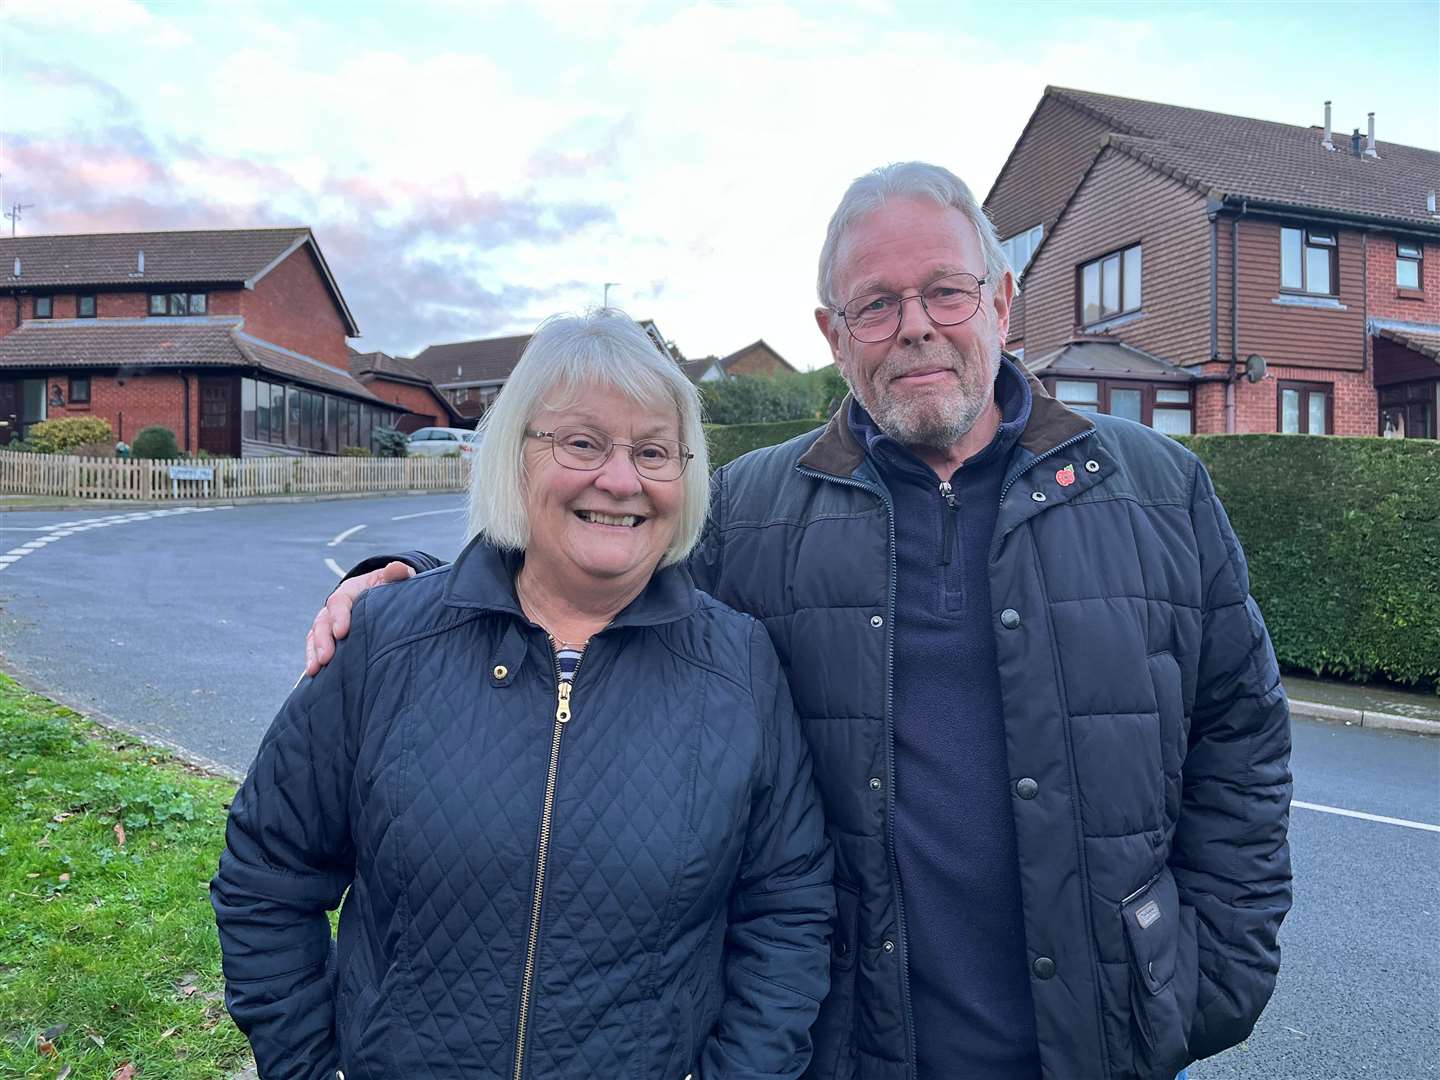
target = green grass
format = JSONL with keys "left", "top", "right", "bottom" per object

{"left": 0, "top": 674, "right": 251, "bottom": 1079}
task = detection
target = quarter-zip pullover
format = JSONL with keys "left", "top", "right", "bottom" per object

{"left": 849, "top": 359, "right": 1040, "bottom": 1079}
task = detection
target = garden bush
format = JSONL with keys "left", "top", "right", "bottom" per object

{"left": 25, "top": 417, "right": 115, "bottom": 455}
{"left": 372, "top": 424, "right": 409, "bottom": 458}
{"left": 1179, "top": 434, "right": 1439, "bottom": 690}
{"left": 706, "top": 419, "right": 823, "bottom": 470}
{"left": 130, "top": 425, "right": 180, "bottom": 459}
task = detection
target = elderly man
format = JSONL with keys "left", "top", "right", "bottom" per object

{"left": 308, "top": 162, "right": 1291, "bottom": 1080}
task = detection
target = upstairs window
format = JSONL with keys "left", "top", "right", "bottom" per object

{"left": 1281, "top": 227, "right": 1335, "bottom": 295}
{"left": 1002, "top": 225, "right": 1044, "bottom": 278}
{"left": 77, "top": 294, "right": 97, "bottom": 318}
{"left": 1397, "top": 242, "right": 1422, "bottom": 290}
{"left": 149, "top": 292, "right": 208, "bottom": 316}
{"left": 34, "top": 296, "right": 53, "bottom": 319}
{"left": 1079, "top": 244, "right": 1142, "bottom": 326}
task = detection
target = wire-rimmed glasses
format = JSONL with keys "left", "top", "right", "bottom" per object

{"left": 526, "top": 426, "right": 694, "bottom": 481}
{"left": 837, "top": 272, "right": 988, "bottom": 343}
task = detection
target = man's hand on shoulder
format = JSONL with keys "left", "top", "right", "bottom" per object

{"left": 305, "top": 560, "right": 415, "bottom": 676}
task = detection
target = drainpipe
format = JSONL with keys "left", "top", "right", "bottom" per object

{"left": 1209, "top": 212, "right": 1219, "bottom": 363}
{"left": 180, "top": 373, "right": 191, "bottom": 453}
{"left": 1225, "top": 209, "right": 1242, "bottom": 433}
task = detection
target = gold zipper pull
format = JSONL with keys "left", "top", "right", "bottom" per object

{"left": 556, "top": 681, "right": 572, "bottom": 723}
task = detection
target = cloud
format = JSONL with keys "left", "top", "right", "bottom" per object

{"left": 2, "top": 0, "right": 191, "bottom": 47}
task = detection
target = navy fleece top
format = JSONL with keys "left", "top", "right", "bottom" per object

{"left": 850, "top": 359, "right": 1040, "bottom": 1079}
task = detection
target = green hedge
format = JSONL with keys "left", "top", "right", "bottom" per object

{"left": 1179, "top": 435, "right": 1440, "bottom": 690}
{"left": 705, "top": 419, "right": 823, "bottom": 470}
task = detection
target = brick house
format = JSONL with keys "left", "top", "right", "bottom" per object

{"left": 0, "top": 228, "right": 403, "bottom": 455}
{"left": 679, "top": 339, "right": 798, "bottom": 382}
{"left": 986, "top": 87, "right": 1440, "bottom": 438}
{"left": 408, "top": 320, "right": 684, "bottom": 420}
{"left": 346, "top": 348, "right": 468, "bottom": 433}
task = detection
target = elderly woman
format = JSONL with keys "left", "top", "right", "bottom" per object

{"left": 212, "top": 310, "right": 834, "bottom": 1080}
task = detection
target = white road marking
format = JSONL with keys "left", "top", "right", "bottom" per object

{"left": 391, "top": 507, "right": 463, "bottom": 521}
{"left": 1292, "top": 799, "right": 1440, "bottom": 833}
{"left": 0, "top": 505, "right": 235, "bottom": 571}
{"left": 324, "top": 558, "right": 346, "bottom": 578}
{"left": 328, "top": 523, "right": 367, "bottom": 547}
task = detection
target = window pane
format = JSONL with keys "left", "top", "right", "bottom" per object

{"left": 149, "top": 294, "right": 167, "bottom": 315}
{"left": 35, "top": 296, "right": 52, "bottom": 318}
{"left": 78, "top": 295, "right": 96, "bottom": 318}
{"left": 189, "top": 293, "right": 207, "bottom": 315}
{"left": 1082, "top": 262, "right": 1101, "bottom": 324}
{"left": 1281, "top": 388, "right": 1301, "bottom": 432}
{"left": 69, "top": 377, "right": 91, "bottom": 404}
{"left": 1305, "top": 246, "right": 1332, "bottom": 294}
{"left": 324, "top": 397, "right": 336, "bottom": 454}
{"left": 1308, "top": 392, "right": 1328, "bottom": 434}
{"left": 1152, "top": 408, "right": 1192, "bottom": 435}
{"left": 271, "top": 384, "right": 286, "bottom": 441}
{"left": 287, "top": 387, "right": 301, "bottom": 445}
{"left": 1102, "top": 254, "right": 1121, "bottom": 315}
{"left": 171, "top": 293, "right": 187, "bottom": 315}
{"left": 1122, "top": 246, "right": 1142, "bottom": 311}
{"left": 1397, "top": 258, "right": 1420, "bottom": 289}
{"left": 1056, "top": 380, "right": 1100, "bottom": 405}
{"left": 242, "top": 379, "right": 256, "bottom": 439}
{"left": 1110, "top": 388, "right": 1142, "bottom": 423}
{"left": 1154, "top": 388, "right": 1190, "bottom": 404}
{"left": 1281, "top": 228, "right": 1303, "bottom": 289}
{"left": 300, "top": 392, "right": 314, "bottom": 449}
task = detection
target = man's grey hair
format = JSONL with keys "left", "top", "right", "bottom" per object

{"left": 816, "top": 161, "right": 1014, "bottom": 309}
{"left": 466, "top": 309, "right": 710, "bottom": 566}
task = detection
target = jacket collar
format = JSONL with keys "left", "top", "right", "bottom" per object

{"left": 442, "top": 534, "right": 700, "bottom": 629}
{"left": 798, "top": 353, "right": 1094, "bottom": 479}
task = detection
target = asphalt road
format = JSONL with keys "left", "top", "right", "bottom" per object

{"left": 0, "top": 495, "right": 1436, "bottom": 1079}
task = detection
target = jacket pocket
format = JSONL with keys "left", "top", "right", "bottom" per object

{"left": 1120, "top": 868, "right": 1197, "bottom": 1079}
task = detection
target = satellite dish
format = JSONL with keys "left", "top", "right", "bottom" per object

{"left": 1244, "top": 354, "right": 1267, "bottom": 383}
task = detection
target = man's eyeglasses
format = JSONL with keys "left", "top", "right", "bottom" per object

{"left": 836, "top": 272, "right": 987, "bottom": 343}
{"left": 526, "top": 426, "right": 694, "bottom": 481}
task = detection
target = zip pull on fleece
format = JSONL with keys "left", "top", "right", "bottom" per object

{"left": 939, "top": 480, "right": 958, "bottom": 565}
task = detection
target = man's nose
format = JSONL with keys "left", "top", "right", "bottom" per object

{"left": 896, "top": 294, "right": 936, "bottom": 346}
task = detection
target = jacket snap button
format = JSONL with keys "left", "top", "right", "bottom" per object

{"left": 1015, "top": 777, "right": 1039, "bottom": 800}
{"left": 1085, "top": 459, "right": 1100, "bottom": 473}
{"left": 1000, "top": 608, "right": 1021, "bottom": 629}
{"left": 1033, "top": 956, "right": 1056, "bottom": 979}
{"left": 882, "top": 939, "right": 896, "bottom": 953}
{"left": 684, "top": 1074, "right": 694, "bottom": 1080}
{"left": 492, "top": 665, "right": 508, "bottom": 680}
{"left": 870, "top": 615, "right": 884, "bottom": 628}
{"left": 337, "top": 1072, "right": 346, "bottom": 1080}
{"left": 869, "top": 777, "right": 882, "bottom": 791}
{"left": 1031, "top": 491, "right": 1047, "bottom": 503}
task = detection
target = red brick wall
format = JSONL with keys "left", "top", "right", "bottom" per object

{"left": 0, "top": 287, "right": 244, "bottom": 333}
{"left": 362, "top": 376, "right": 450, "bottom": 427}
{"left": 1366, "top": 234, "right": 1439, "bottom": 324}
{"left": 725, "top": 344, "right": 793, "bottom": 377}
{"left": 1192, "top": 361, "right": 1376, "bottom": 435}
{"left": 239, "top": 246, "right": 349, "bottom": 365}
{"left": 43, "top": 372, "right": 202, "bottom": 452}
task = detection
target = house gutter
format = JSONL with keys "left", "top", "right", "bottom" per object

{"left": 1219, "top": 196, "right": 1440, "bottom": 240}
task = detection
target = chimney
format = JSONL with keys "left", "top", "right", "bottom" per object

{"left": 1365, "top": 112, "right": 1378, "bottom": 158}
{"left": 1322, "top": 100, "right": 1334, "bottom": 150}
{"left": 1351, "top": 129, "right": 1363, "bottom": 157}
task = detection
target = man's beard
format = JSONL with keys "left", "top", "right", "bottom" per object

{"left": 850, "top": 339, "right": 1001, "bottom": 450}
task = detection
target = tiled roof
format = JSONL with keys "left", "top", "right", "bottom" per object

{"left": 1025, "top": 336, "right": 1198, "bottom": 380}
{"left": 409, "top": 334, "right": 531, "bottom": 386}
{"left": 1049, "top": 87, "right": 1440, "bottom": 231}
{"left": 678, "top": 357, "right": 724, "bottom": 383}
{"left": 1375, "top": 325, "right": 1440, "bottom": 363}
{"left": 348, "top": 348, "right": 429, "bottom": 383}
{"left": 0, "top": 317, "right": 387, "bottom": 403}
{"left": 720, "top": 339, "right": 797, "bottom": 374}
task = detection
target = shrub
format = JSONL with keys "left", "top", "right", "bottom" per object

{"left": 372, "top": 424, "right": 409, "bottom": 458}
{"left": 25, "top": 417, "right": 115, "bottom": 455}
{"left": 1179, "top": 434, "right": 1439, "bottom": 690}
{"left": 705, "top": 419, "right": 823, "bottom": 470}
{"left": 130, "top": 425, "right": 180, "bottom": 459}
{"left": 340, "top": 445, "right": 372, "bottom": 458}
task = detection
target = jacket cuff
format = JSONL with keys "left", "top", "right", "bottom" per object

{"left": 341, "top": 550, "right": 445, "bottom": 583}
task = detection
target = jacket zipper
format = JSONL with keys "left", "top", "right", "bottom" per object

{"left": 997, "top": 430, "right": 1094, "bottom": 505}
{"left": 797, "top": 464, "right": 917, "bottom": 1076}
{"left": 938, "top": 480, "right": 957, "bottom": 565}
{"left": 511, "top": 645, "right": 584, "bottom": 1080}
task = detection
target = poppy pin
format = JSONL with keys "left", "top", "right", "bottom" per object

{"left": 1055, "top": 464, "right": 1076, "bottom": 487}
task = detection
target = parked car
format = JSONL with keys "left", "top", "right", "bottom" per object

{"left": 406, "top": 427, "right": 478, "bottom": 457}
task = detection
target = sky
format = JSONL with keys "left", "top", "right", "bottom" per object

{"left": 1, "top": 0, "right": 1437, "bottom": 370}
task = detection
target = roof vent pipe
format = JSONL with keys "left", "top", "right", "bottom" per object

{"left": 1351, "top": 129, "right": 1363, "bottom": 157}
{"left": 137, "top": 249, "right": 145, "bottom": 274}
{"left": 11, "top": 257, "right": 19, "bottom": 279}
{"left": 1365, "top": 112, "right": 1378, "bottom": 158}
{"left": 1322, "top": 100, "right": 1334, "bottom": 150}
{"left": 1429, "top": 190, "right": 1437, "bottom": 215}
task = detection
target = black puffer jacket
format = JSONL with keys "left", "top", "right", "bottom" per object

{"left": 213, "top": 541, "right": 834, "bottom": 1079}
{"left": 690, "top": 378, "right": 1292, "bottom": 1080}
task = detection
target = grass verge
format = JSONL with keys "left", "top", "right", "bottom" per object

{"left": 0, "top": 673, "right": 250, "bottom": 1079}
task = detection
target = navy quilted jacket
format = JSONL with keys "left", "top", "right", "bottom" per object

{"left": 689, "top": 377, "right": 1292, "bottom": 1080}
{"left": 212, "top": 541, "right": 834, "bottom": 1080}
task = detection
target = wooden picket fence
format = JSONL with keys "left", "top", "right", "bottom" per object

{"left": 0, "top": 451, "right": 470, "bottom": 501}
